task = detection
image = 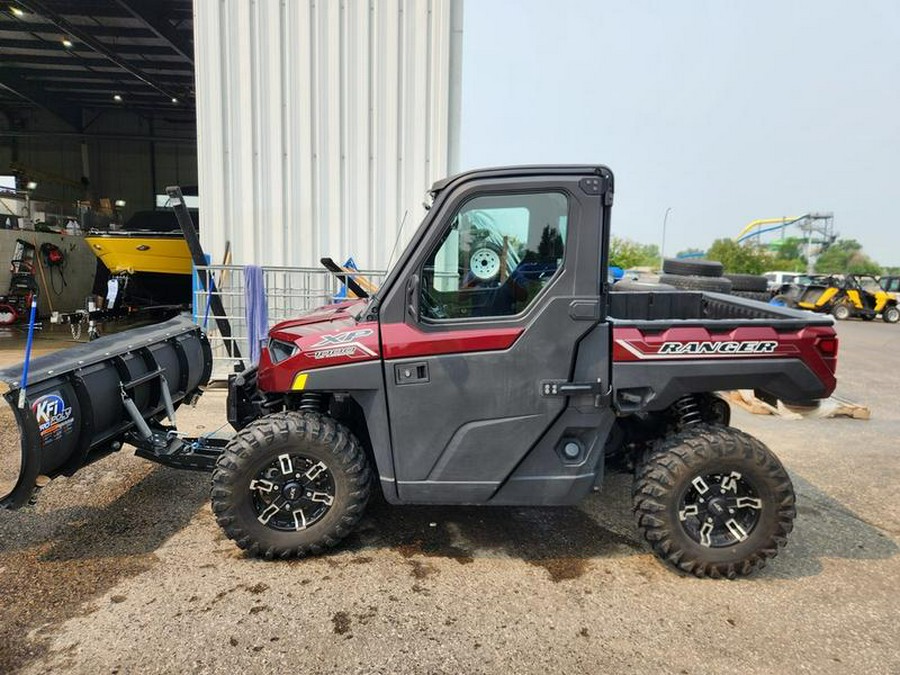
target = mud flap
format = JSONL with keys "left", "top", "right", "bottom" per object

{"left": 0, "top": 315, "right": 212, "bottom": 508}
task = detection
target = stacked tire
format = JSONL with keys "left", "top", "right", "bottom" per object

{"left": 659, "top": 259, "right": 732, "bottom": 293}
{"left": 724, "top": 273, "right": 772, "bottom": 302}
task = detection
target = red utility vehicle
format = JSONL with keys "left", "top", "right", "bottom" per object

{"left": 1, "top": 166, "right": 838, "bottom": 578}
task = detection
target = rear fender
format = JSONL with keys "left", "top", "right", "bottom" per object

{"left": 611, "top": 324, "right": 838, "bottom": 412}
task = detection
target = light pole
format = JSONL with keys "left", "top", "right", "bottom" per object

{"left": 660, "top": 207, "right": 672, "bottom": 271}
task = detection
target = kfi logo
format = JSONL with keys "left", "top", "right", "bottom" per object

{"left": 32, "top": 393, "right": 73, "bottom": 432}
{"left": 311, "top": 329, "right": 374, "bottom": 348}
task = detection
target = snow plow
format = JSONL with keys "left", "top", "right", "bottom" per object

{"left": 0, "top": 315, "right": 213, "bottom": 508}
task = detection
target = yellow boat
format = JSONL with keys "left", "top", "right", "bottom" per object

{"left": 85, "top": 209, "right": 197, "bottom": 306}
{"left": 85, "top": 232, "right": 192, "bottom": 275}
{"left": 85, "top": 209, "right": 195, "bottom": 276}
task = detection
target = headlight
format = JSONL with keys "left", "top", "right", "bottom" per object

{"left": 268, "top": 339, "right": 297, "bottom": 363}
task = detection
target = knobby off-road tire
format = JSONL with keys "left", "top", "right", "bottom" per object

{"left": 725, "top": 273, "right": 769, "bottom": 292}
{"left": 662, "top": 258, "right": 724, "bottom": 278}
{"left": 633, "top": 424, "right": 795, "bottom": 579}
{"left": 658, "top": 273, "right": 733, "bottom": 294}
{"left": 211, "top": 411, "right": 371, "bottom": 559}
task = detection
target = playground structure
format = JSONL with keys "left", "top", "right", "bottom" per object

{"left": 735, "top": 213, "right": 835, "bottom": 274}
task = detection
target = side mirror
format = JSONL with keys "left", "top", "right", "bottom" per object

{"left": 406, "top": 274, "right": 420, "bottom": 319}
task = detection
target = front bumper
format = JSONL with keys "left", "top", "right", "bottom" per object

{"left": 227, "top": 365, "right": 262, "bottom": 431}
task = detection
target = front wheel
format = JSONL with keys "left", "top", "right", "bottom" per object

{"left": 211, "top": 411, "right": 371, "bottom": 558}
{"left": 883, "top": 306, "right": 900, "bottom": 324}
{"left": 633, "top": 424, "right": 795, "bottom": 578}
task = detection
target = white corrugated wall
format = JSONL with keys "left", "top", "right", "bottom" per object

{"left": 193, "top": 0, "right": 462, "bottom": 270}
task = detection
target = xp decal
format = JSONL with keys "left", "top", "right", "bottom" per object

{"left": 309, "top": 329, "right": 376, "bottom": 361}
{"left": 31, "top": 392, "right": 75, "bottom": 445}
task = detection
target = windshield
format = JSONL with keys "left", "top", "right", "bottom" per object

{"left": 857, "top": 276, "right": 882, "bottom": 293}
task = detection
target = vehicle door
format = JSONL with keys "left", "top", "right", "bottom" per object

{"left": 377, "top": 170, "right": 611, "bottom": 503}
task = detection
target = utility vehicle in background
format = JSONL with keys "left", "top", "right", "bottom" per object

{"left": 1, "top": 165, "right": 841, "bottom": 578}
{"left": 773, "top": 274, "right": 899, "bottom": 323}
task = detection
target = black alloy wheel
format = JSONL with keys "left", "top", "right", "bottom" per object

{"left": 676, "top": 471, "right": 762, "bottom": 548}
{"left": 633, "top": 424, "right": 795, "bottom": 578}
{"left": 249, "top": 453, "right": 337, "bottom": 532}
{"left": 212, "top": 411, "right": 371, "bottom": 558}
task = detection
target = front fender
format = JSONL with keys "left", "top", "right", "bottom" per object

{"left": 243, "top": 359, "right": 398, "bottom": 503}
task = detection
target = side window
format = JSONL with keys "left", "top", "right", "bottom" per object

{"left": 420, "top": 192, "right": 568, "bottom": 320}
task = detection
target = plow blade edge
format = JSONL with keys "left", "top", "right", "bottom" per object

{"left": 0, "top": 316, "right": 212, "bottom": 508}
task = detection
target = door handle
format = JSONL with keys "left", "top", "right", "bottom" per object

{"left": 395, "top": 362, "right": 429, "bottom": 385}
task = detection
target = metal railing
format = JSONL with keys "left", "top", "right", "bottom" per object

{"left": 192, "top": 264, "right": 386, "bottom": 379}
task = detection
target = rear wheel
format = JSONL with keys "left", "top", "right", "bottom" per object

{"left": 633, "top": 424, "right": 795, "bottom": 578}
{"left": 211, "top": 411, "right": 371, "bottom": 558}
{"left": 832, "top": 303, "right": 851, "bottom": 321}
{"left": 883, "top": 306, "right": 900, "bottom": 324}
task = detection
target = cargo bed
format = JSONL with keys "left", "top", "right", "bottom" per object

{"left": 608, "top": 290, "right": 834, "bottom": 328}
{"left": 607, "top": 291, "right": 838, "bottom": 412}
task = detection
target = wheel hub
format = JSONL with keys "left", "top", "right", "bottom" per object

{"left": 678, "top": 471, "right": 763, "bottom": 548}
{"left": 281, "top": 481, "right": 304, "bottom": 503}
{"left": 249, "top": 453, "right": 336, "bottom": 532}
{"left": 706, "top": 496, "right": 728, "bottom": 518}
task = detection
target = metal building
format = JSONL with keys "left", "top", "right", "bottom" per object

{"left": 193, "top": 0, "right": 463, "bottom": 270}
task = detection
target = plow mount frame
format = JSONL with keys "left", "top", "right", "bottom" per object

{"left": 0, "top": 315, "right": 215, "bottom": 509}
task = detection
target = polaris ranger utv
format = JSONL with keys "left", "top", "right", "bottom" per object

{"left": 0, "top": 165, "right": 839, "bottom": 578}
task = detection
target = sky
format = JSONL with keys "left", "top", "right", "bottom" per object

{"left": 458, "top": 0, "right": 900, "bottom": 266}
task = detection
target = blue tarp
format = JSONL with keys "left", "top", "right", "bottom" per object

{"left": 244, "top": 265, "right": 268, "bottom": 365}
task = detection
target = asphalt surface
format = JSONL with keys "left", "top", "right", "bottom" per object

{"left": 0, "top": 319, "right": 898, "bottom": 674}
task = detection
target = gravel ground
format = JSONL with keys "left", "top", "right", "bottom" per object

{"left": 0, "top": 406, "right": 21, "bottom": 497}
{"left": 0, "top": 319, "right": 898, "bottom": 674}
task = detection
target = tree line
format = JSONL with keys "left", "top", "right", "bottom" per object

{"left": 609, "top": 235, "right": 892, "bottom": 276}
